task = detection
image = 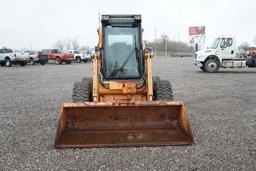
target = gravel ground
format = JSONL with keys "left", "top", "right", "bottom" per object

{"left": 0, "top": 58, "right": 255, "bottom": 170}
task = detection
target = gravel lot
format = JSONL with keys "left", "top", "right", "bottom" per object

{"left": 0, "top": 57, "right": 255, "bottom": 170}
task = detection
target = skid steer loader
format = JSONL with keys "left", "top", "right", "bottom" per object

{"left": 54, "top": 15, "right": 194, "bottom": 148}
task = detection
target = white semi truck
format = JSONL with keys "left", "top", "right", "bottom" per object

{"left": 194, "top": 35, "right": 256, "bottom": 72}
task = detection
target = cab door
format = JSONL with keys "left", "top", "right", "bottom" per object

{"left": 219, "top": 38, "right": 236, "bottom": 59}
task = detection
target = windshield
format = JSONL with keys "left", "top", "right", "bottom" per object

{"left": 103, "top": 26, "right": 140, "bottom": 79}
{"left": 52, "top": 49, "right": 59, "bottom": 53}
{"left": 211, "top": 38, "right": 220, "bottom": 49}
{"left": 0, "top": 48, "right": 13, "bottom": 53}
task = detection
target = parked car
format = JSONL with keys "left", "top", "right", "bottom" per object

{"left": 41, "top": 49, "right": 73, "bottom": 64}
{"left": 68, "top": 50, "right": 90, "bottom": 63}
{"left": 23, "top": 50, "right": 48, "bottom": 65}
{"left": 0, "top": 48, "right": 29, "bottom": 67}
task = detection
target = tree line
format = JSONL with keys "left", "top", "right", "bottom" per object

{"left": 145, "top": 34, "right": 194, "bottom": 52}
{"left": 53, "top": 38, "right": 89, "bottom": 51}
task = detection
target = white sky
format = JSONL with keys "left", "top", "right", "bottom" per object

{"left": 1, "top": 0, "right": 256, "bottom": 50}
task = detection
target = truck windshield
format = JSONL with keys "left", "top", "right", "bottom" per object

{"left": 52, "top": 49, "right": 59, "bottom": 53}
{"left": 0, "top": 49, "right": 13, "bottom": 53}
{"left": 103, "top": 26, "right": 140, "bottom": 79}
{"left": 211, "top": 38, "right": 220, "bottom": 49}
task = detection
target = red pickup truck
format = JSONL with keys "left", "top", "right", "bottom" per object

{"left": 41, "top": 49, "right": 74, "bottom": 64}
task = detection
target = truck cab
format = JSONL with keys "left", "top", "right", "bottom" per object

{"left": 68, "top": 50, "right": 90, "bottom": 63}
{"left": 194, "top": 35, "right": 254, "bottom": 72}
{"left": 41, "top": 49, "right": 73, "bottom": 65}
{"left": 0, "top": 47, "right": 29, "bottom": 67}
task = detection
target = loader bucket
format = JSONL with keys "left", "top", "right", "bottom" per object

{"left": 54, "top": 101, "right": 194, "bottom": 148}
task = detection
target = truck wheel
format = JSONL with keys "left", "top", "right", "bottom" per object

{"left": 76, "top": 57, "right": 81, "bottom": 63}
{"left": 40, "top": 61, "right": 45, "bottom": 65}
{"left": 203, "top": 59, "right": 219, "bottom": 73}
{"left": 0, "top": 62, "right": 5, "bottom": 66}
{"left": 5, "top": 58, "right": 12, "bottom": 67}
{"left": 72, "top": 77, "right": 93, "bottom": 102}
{"left": 246, "top": 58, "right": 256, "bottom": 67}
{"left": 19, "top": 61, "right": 26, "bottom": 67}
{"left": 153, "top": 77, "right": 173, "bottom": 100}
{"left": 55, "top": 58, "right": 62, "bottom": 65}
{"left": 65, "top": 61, "right": 71, "bottom": 64}
{"left": 39, "top": 59, "right": 47, "bottom": 65}
{"left": 29, "top": 58, "right": 35, "bottom": 65}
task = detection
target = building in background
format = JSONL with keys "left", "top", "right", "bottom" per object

{"left": 189, "top": 26, "right": 205, "bottom": 51}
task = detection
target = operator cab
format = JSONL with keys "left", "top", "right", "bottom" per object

{"left": 100, "top": 15, "right": 144, "bottom": 80}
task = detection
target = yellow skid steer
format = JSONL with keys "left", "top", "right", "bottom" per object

{"left": 54, "top": 15, "right": 193, "bottom": 148}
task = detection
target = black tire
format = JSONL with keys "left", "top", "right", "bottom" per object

{"left": 19, "top": 61, "right": 26, "bottom": 67}
{"left": 5, "top": 58, "right": 12, "bottom": 67}
{"left": 153, "top": 77, "right": 173, "bottom": 100}
{"left": 246, "top": 58, "right": 256, "bottom": 68}
{"left": 72, "top": 77, "right": 93, "bottom": 102}
{"left": 39, "top": 60, "right": 46, "bottom": 65}
{"left": 0, "top": 62, "right": 5, "bottom": 66}
{"left": 203, "top": 59, "right": 220, "bottom": 73}
{"left": 65, "top": 61, "right": 71, "bottom": 64}
{"left": 76, "top": 56, "right": 81, "bottom": 63}
{"left": 200, "top": 66, "right": 206, "bottom": 72}
{"left": 29, "top": 58, "right": 35, "bottom": 65}
{"left": 55, "top": 58, "right": 62, "bottom": 65}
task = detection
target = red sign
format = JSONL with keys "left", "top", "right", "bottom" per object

{"left": 189, "top": 26, "right": 205, "bottom": 35}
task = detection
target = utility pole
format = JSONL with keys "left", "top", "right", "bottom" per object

{"left": 165, "top": 40, "right": 168, "bottom": 57}
{"left": 154, "top": 26, "right": 157, "bottom": 55}
{"left": 178, "top": 32, "right": 180, "bottom": 58}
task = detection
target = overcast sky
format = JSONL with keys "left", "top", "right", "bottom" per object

{"left": 1, "top": 0, "right": 256, "bottom": 50}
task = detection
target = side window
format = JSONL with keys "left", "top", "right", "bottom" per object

{"left": 0, "top": 49, "right": 3, "bottom": 53}
{"left": 221, "top": 38, "right": 233, "bottom": 48}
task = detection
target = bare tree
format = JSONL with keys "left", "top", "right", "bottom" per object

{"left": 239, "top": 42, "right": 250, "bottom": 50}
{"left": 80, "top": 45, "right": 89, "bottom": 51}
{"left": 160, "top": 34, "right": 169, "bottom": 44}
{"left": 71, "top": 38, "right": 79, "bottom": 50}
{"left": 53, "top": 38, "right": 83, "bottom": 50}
{"left": 65, "top": 38, "right": 72, "bottom": 50}
{"left": 53, "top": 40, "right": 65, "bottom": 50}
{"left": 145, "top": 34, "right": 193, "bottom": 53}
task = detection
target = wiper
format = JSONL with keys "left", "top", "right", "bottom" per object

{"left": 111, "top": 37, "right": 137, "bottom": 77}
{"left": 110, "top": 49, "right": 135, "bottom": 77}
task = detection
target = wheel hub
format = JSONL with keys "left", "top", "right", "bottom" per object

{"left": 208, "top": 62, "right": 217, "bottom": 71}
